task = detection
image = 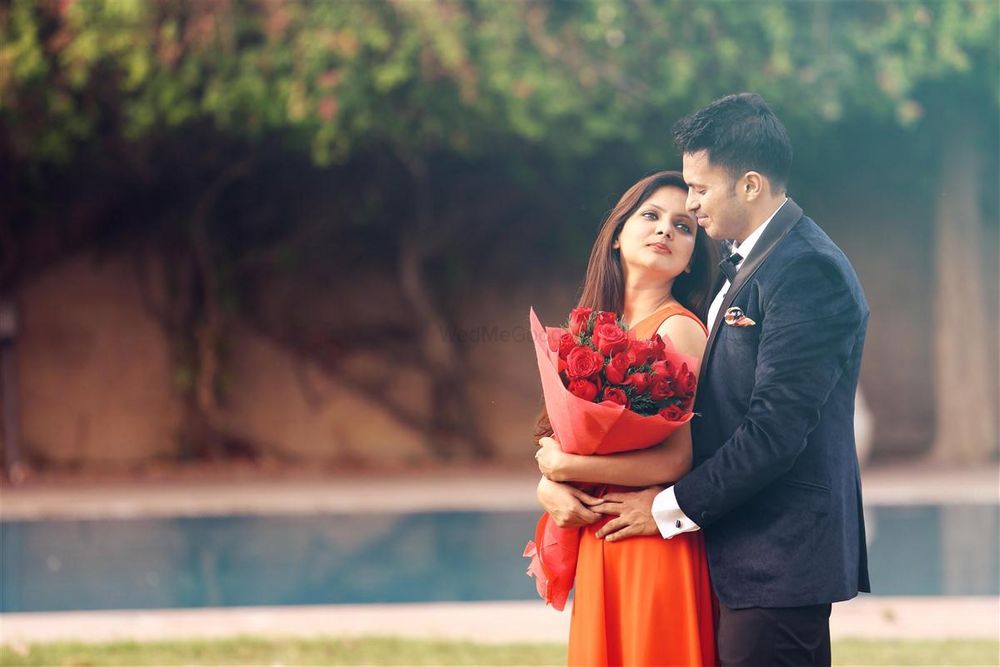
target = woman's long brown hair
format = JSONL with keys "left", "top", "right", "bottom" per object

{"left": 534, "top": 171, "right": 719, "bottom": 440}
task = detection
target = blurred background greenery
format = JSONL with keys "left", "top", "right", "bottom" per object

{"left": 0, "top": 0, "right": 997, "bottom": 473}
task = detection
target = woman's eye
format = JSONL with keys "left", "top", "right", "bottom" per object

{"left": 675, "top": 222, "right": 691, "bottom": 233}
{"left": 642, "top": 211, "right": 658, "bottom": 220}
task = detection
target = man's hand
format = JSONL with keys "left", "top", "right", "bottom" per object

{"left": 536, "top": 436, "right": 570, "bottom": 481}
{"left": 536, "top": 476, "right": 602, "bottom": 528}
{"left": 593, "top": 486, "right": 664, "bottom": 542}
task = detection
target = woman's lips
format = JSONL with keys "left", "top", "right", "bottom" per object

{"left": 649, "top": 243, "right": 672, "bottom": 254}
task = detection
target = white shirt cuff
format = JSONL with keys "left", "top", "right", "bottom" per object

{"left": 652, "top": 485, "right": 701, "bottom": 539}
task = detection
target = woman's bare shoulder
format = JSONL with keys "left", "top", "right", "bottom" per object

{"left": 655, "top": 314, "right": 707, "bottom": 362}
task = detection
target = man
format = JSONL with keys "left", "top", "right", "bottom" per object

{"left": 594, "top": 93, "right": 870, "bottom": 666}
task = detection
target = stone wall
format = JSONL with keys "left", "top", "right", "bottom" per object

{"left": 15, "top": 253, "right": 181, "bottom": 467}
{"left": 4, "top": 231, "right": 993, "bottom": 469}
{"left": 5, "top": 250, "right": 573, "bottom": 469}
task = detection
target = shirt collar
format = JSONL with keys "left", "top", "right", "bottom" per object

{"left": 733, "top": 197, "right": 788, "bottom": 264}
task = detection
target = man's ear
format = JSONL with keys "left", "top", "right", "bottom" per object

{"left": 743, "top": 172, "right": 764, "bottom": 201}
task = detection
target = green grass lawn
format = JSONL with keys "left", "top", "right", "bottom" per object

{"left": 1, "top": 637, "right": 998, "bottom": 666}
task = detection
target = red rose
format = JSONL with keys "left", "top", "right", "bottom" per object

{"left": 650, "top": 374, "right": 675, "bottom": 400}
{"left": 595, "top": 311, "right": 618, "bottom": 327}
{"left": 566, "top": 345, "right": 604, "bottom": 379}
{"left": 648, "top": 334, "right": 667, "bottom": 359}
{"left": 659, "top": 404, "right": 685, "bottom": 421}
{"left": 592, "top": 322, "right": 629, "bottom": 357}
{"left": 677, "top": 366, "right": 697, "bottom": 395}
{"left": 649, "top": 359, "right": 675, "bottom": 379}
{"left": 568, "top": 378, "right": 599, "bottom": 401}
{"left": 568, "top": 308, "right": 593, "bottom": 336}
{"left": 602, "top": 386, "right": 629, "bottom": 407}
{"left": 604, "top": 352, "right": 632, "bottom": 385}
{"left": 558, "top": 333, "right": 577, "bottom": 359}
{"left": 624, "top": 372, "right": 650, "bottom": 393}
{"left": 628, "top": 339, "right": 654, "bottom": 366}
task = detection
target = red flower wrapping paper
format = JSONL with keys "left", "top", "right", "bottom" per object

{"left": 524, "top": 307, "right": 697, "bottom": 610}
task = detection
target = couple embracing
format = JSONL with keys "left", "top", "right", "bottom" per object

{"left": 534, "top": 93, "right": 870, "bottom": 666}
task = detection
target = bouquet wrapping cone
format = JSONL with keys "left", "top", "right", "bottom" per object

{"left": 524, "top": 307, "right": 695, "bottom": 610}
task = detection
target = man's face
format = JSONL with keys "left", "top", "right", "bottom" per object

{"left": 682, "top": 150, "right": 750, "bottom": 242}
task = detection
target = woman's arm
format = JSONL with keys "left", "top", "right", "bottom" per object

{"left": 536, "top": 314, "right": 707, "bottom": 488}
{"left": 537, "top": 426, "right": 692, "bottom": 486}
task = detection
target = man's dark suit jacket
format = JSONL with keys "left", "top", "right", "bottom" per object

{"left": 674, "top": 198, "right": 871, "bottom": 609}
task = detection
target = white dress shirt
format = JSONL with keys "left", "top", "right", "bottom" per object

{"left": 652, "top": 198, "right": 789, "bottom": 539}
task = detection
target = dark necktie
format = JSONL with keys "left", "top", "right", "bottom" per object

{"left": 719, "top": 250, "right": 743, "bottom": 283}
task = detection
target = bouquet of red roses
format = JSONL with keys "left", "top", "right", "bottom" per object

{"left": 550, "top": 307, "right": 696, "bottom": 424}
{"left": 523, "top": 306, "right": 698, "bottom": 610}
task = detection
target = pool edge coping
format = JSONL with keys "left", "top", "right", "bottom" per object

{"left": 2, "top": 465, "right": 998, "bottom": 520}
{"left": 1, "top": 597, "right": 997, "bottom": 645}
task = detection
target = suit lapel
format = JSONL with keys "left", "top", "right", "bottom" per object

{"left": 699, "top": 198, "right": 804, "bottom": 378}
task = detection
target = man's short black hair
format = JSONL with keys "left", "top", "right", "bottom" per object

{"left": 672, "top": 93, "right": 792, "bottom": 191}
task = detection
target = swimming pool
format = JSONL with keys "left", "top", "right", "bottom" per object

{"left": 1, "top": 505, "right": 996, "bottom": 613}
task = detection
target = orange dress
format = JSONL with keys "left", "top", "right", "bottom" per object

{"left": 568, "top": 303, "right": 717, "bottom": 667}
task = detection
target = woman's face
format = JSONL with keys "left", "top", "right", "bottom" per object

{"left": 613, "top": 186, "right": 697, "bottom": 283}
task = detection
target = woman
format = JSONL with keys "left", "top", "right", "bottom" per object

{"left": 534, "top": 171, "right": 719, "bottom": 666}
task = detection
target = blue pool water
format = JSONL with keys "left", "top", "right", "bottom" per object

{"left": 1, "top": 505, "right": 997, "bottom": 613}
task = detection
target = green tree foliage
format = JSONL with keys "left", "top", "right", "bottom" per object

{"left": 2, "top": 0, "right": 996, "bottom": 167}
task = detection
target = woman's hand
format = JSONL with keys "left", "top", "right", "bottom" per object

{"left": 536, "top": 476, "right": 603, "bottom": 528}
{"left": 536, "top": 436, "right": 571, "bottom": 481}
